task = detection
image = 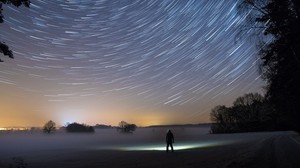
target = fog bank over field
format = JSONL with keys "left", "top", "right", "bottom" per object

{"left": 0, "top": 126, "right": 210, "bottom": 156}
{"left": 1, "top": 126, "right": 300, "bottom": 168}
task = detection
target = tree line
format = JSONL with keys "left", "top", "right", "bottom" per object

{"left": 43, "top": 120, "right": 136, "bottom": 134}
{"left": 212, "top": 0, "right": 300, "bottom": 133}
{"left": 241, "top": 0, "right": 300, "bottom": 132}
{"left": 210, "top": 93, "right": 276, "bottom": 133}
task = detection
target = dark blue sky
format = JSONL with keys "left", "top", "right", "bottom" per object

{"left": 0, "top": 0, "right": 265, "bottom": 127}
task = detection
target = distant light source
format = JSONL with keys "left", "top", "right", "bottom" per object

{"left": 0, "top": 127, "right": 32, "bottom": 131}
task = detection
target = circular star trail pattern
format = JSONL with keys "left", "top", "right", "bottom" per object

{"left": 0, "top": 0, "right": 265, "bottom": 126}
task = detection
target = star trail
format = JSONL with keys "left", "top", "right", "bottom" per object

{"left": 0, "top": 0, "right": 265, "bottom": 127}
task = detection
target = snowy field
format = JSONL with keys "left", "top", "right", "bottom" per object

{"left": 1, "top": 126, "right": 300, "bottom": 168}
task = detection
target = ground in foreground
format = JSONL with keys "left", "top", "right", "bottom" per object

{"left": 1, "top": 128, "right": 300, "bottom": 168}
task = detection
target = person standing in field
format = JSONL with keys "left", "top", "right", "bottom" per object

{"left": 166, "top": 129, "right": 174, "bottom": 152}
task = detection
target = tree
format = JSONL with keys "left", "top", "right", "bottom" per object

{"left": 233, "top": 93, "right": 274, "bottom": 131}
{"left": 210, "top": 105, "right": 233, "bottom": 133}
{"left": 43, "top": 120, "right": 56, "bottom": 134}
{"left": 239, "top": 0, "right": 300, "bottom": 131}
{"left": 210, "top": 93, "right": 274, "bottom": 133}
{"left": 233, "top": 93, "right": 264, "bottom": 107}
{"left": 0, "top": 0, "right": 30, "bottom": 62}
{"left": 65, "top": 122, "right": 95, "bottom": 133}
{"left": 118, "top": 121, "right": 137, "bottom": 133}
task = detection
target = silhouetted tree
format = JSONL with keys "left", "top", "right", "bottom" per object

{"left": 43, "top": 120, "right": 56, "bottom": 134}
{"left": 118, "top": 121, "right": 137, "bottom": 133}
{"left": 66, "top": 122, "right": 94, "bottom": 133}
{"left": 0, "top": 0, "right": 30, "bottom": 62}
{"left": 239, "top": 0, "right": 300, "bottom": 131}
{"left": 210, "top": 105, "right": 233, "bottom": 133}
{"left": 210, "top": 93, "right": 274, "bottom": 133}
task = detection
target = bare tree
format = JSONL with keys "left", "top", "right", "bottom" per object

{"left": 43, "top": 120, "right": 56, "bottom": 134}
{"left": 233, "top": 93, "right": 264, "bottom": 107}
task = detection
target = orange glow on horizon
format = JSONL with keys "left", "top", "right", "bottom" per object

{"left": 0, "top": 98, "right": 210, "bottom": 128}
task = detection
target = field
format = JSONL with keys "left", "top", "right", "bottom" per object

{"left": 1, "top": 126, "right": 300, "bottom": 168}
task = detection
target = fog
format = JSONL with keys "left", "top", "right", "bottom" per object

{"left": 1, "top": 126, "right": 291, "bottom": 163}
{"left": 0, "top": 126, "right": 210, "bottom": 156}
{"left": 1, "top": 126, "right": 298, "bottom": 168}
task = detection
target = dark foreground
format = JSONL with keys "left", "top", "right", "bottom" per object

{"left": 1, "top": 129, "right": 300, "bottom": 168}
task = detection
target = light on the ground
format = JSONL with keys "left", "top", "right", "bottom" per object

{"left": 117, "top": 141, "right": 235, "bottom": 151}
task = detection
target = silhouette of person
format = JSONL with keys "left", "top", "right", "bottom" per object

{"left": 166, "top": 129, "right": 174, "bottom": 152}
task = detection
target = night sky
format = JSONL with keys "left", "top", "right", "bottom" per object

{"left": 0, "top": 0, "right": 265, "bottom": 127}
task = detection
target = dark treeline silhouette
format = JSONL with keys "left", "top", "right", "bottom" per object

{"left": 210, "top": 93, "right": 275, "bottom": 133}
{"left": 0, "top": 0, "right": 30, "bottom": 62}
{"left": 66, "top": 122, "right": 95, "bottom": 133}
{"left": 238, "top": 0, "right": 300, "bottom": 132}
{"left": 117, "top": 121, "right": 137, "bottom": 133}
{"left": 94, "top": 124, "right": 113, "bottom": 129}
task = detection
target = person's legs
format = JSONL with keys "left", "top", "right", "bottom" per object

{"left": 170, "top": 143, "right": 174, "bottom": 152}
{"left": 166, "top": 143, "right": 169, "bottom": 152}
